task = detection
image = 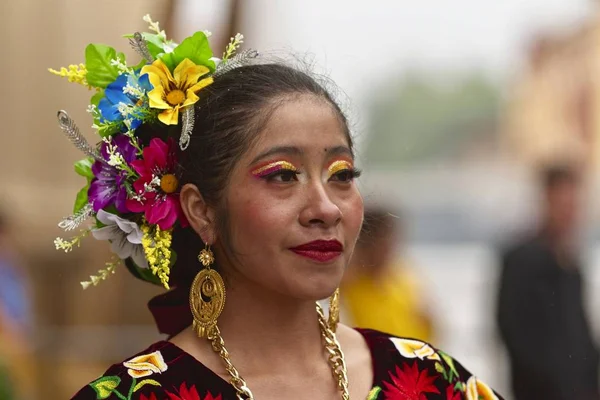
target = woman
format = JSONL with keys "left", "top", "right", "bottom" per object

{"left": 53, "top": 17, "right": 503, "bottom": 400}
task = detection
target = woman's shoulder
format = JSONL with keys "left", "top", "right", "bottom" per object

{"left": 357, "top": 328, "right": 503, "bottom": 400}
{"left": 70, "top": 340, "right": 228, "bottom": 400}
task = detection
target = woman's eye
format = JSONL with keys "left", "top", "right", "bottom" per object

{"left": 266, "top": 170, "right": 299, "bottom": 182}
{"left": 330, "top": 168, "right": 360, "bottom": 183}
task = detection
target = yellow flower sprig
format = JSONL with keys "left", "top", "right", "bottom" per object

{"left": 222, "top": 33, "right": 244, "bottom": 61}
{"left": 54, "top": 229, "right": 90, "bottom": 252}
{"left": 141, "top": 222, "right": 173, "bottom": 290}
{"left": 80, "top": 258, "right": 120, "bottom": 289}
{"left": 48, "top": 64, "right": 89, "bottom": 87}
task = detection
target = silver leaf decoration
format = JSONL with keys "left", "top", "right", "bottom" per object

{"left": 213, "top": 49, "right": 259, "bottom": 78}
{"left": 129, "top": 32, "right": 154, "bottom": 63}
{"left": 57, "top": 110, "right": 101, "bottom": 160}
{"left": 58, "top": 204, "right": 94, "bottom": 231}
{"left": 180, "top": 106, "right": 195, "bottom": 151}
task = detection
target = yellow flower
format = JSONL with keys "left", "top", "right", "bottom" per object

{"left": 48, "top": 63, "right": 89, "bottom": 87}
{"left": 390, "top": 338, "right": 441, "bottom": 361}
{"left": 141, "top": 223, "right": 173, "bottom": 290}
{"left": 466, "top": 376, "right": 498, "bottom": 400}
{"left": 122, "top": 351, "right": 168, "bottom": 378}
{"left": 141, "top": 58, "right": 213, "bottom": 125}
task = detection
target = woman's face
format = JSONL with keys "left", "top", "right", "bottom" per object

{"left": 218, "top": 95, "right": 364, "bottom": 300}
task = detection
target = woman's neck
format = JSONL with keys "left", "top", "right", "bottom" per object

{"left": 218, "top": 276, "right": 326, "bottom": 373}
{"left": 171, "top": 272, "right": 328, "bottom": 379}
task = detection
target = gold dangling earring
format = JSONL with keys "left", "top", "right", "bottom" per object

{"left": 190, "top": 244, "right": 226, "bottom": 339}
{"left": 328, "top": 288, "right": 341, "bottom": 333}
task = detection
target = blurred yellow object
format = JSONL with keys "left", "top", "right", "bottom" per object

{"left": 342, "top": 261, "right": 433, "bottom": 342}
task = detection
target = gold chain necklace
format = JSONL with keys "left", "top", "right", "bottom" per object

{"left": 207, "top": 303, "right": 350, "bottom": 400}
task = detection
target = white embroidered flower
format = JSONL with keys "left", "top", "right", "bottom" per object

{"left": 390, "top": 337, "right": 441, "bottom": 361}
{"left": 466, "top": 376, "right": 498, "bottom": 400}
{"left": 92, "top": 210, "right": 148, "bottom": 268}
{"left": 123, "top": 350, "right": 168, "bottom": 378}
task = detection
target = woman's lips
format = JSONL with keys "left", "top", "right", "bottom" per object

{"left": 289, "top": 240, "right": 343, "bottom": 262}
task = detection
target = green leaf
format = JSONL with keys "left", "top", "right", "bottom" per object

{"left": 366, "top": 386, "right": 381, "bottom": 400}
{"left": 85, "top": 44, "right": 125, "bottom": 88}
{"left": 124, "top": 32, "right": 174, "bottom": 60}
{"left": 97, "top": 120, "right": 123, "bottom": 138}
{"left": 440, "top": 351, "right": 459, "bottom": 381}
{"left": 160, "top": 31, "right": 214, "bottom": 72}
{"left": 74, "top": 158, "right": 94, "bottom": 179}
{"left": 90, "top": 90, "right": 105, "bottom": 126}
{"left": 139, "top": 33, "right": 167, "bottom": 59}
{"left": 132, "top": 59, "right": 148, "bottom": 71}
{"left": 90, "top": 90, "right": 104, "bottom": 107}
{"left": 454, "top": 381, "right": 466, "bottom": 392}
{"left": 89, "top": 376, "right": 121, "bottom": 399}
{"left": 434, "top": 361, "right": 445, "bottom": 374}
{"left": 133, "top": 379, "right": 161, "bottom": 393}
{"left": 124, "top": 257, "right": 162, "bottom": 286}
{"left": 73, "top": 184, "right": 90, "bottom": 214}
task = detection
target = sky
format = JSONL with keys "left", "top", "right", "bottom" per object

{"left": 176, "top": 0, "right": 595, "bottom": 105}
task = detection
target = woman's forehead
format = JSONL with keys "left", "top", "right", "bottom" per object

{"left": 250, "top": 97, "right": 350, "bottom": 158}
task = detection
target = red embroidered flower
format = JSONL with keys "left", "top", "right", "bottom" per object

{"left": 446, "top": 385, "right": 462, "bottom": 400}
{"left": 165, "top": 383, "right": 222, "bottom": 400}
{"left": 140, "top": 394, "right": 158, "bottom": 400}
{"left": 382, "top": 362, "right": 440, "bottom": 399}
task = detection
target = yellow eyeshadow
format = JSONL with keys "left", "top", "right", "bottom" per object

{"left": 251, "top": 161, "right": 296, "bottom": 177}
{"left": 328, "top": 160, "right": 352, "bottom": 177}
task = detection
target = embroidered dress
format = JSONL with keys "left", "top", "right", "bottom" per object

{"left": 72, "top": 329, "right": 503, "bottom": 400}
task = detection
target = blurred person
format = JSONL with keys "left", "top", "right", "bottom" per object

{"left": 0, "top": 210, "right": 33, "bottom": 400}
{"left": 496, "top": 165, "right": 599, "bottom": 400}
{"left": 342, "top": 208, "right": 434, "bottom": 342}
{"left": 51, "top": 18, "right": 504, "bottom": 399}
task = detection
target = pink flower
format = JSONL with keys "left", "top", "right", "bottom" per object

{"left": 126, "top": 137, "right": 188, "bottom": 230}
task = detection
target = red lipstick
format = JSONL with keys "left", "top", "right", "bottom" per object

{"left": 290, "top": 240, "right": 343, "bottom": 262}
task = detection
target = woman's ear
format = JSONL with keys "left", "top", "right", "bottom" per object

{"left": 179, "top": 183, "right": 217, "bottom": 244}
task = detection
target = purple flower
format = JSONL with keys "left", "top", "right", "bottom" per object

{"left": 88, "top": 134, "right": 138, "bottom": 213}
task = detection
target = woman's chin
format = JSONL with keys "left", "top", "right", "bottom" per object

{"left": 287, "top": 281, "right": 340, "bottom": 302}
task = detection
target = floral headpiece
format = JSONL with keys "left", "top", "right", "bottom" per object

{"left": 51, "top": 15, "right": 258, "bottom": 290}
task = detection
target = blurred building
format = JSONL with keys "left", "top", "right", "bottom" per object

{"left": 503, "top": 10, "right": 600, "bottom": 173}
{"left": 1, "top": 2, "right": 175, "bottom": 399}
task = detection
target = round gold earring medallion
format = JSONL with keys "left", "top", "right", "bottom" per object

{"left": 190, "top": 268, "right": 226, "bottom": 338}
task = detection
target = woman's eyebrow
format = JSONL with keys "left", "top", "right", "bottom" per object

{"left": 249, "top": 146, "right": 303, "bottom": 166}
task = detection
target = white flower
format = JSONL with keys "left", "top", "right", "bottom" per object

{"left": 123, "top": 83, "right": 144, "bottom": 98}
{"left": 92, "top": 210, "right": 148, "bottom": 268}
{"left": 466, "top": 376, "right": 498, "bottom": 400}
{"left": 107, "top": 153, "right": 123, "bottom": 167}
{"left": 110, "top": 58, "right": 131, "bottom": 74}
{"left": 86, "top": 104, "right": 98, "bottom": 115}
{"left": 390, "top": 337, "right": 440, "bottom": 361}
{"left": 117, "top": 102, "right": 131, "bottom": 118}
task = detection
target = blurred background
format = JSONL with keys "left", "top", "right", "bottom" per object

{"left": 3, "top": 0, "right": 600, "bottom": 398}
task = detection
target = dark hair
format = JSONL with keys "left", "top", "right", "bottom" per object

{"left": 540, "top": 164, "right": 579, "bottom": 191}
{"left": 356, "top": 207, "right": 399, "bottom": 248}
{"left": 166, "top": 63, "right": 353, "bottom": 287}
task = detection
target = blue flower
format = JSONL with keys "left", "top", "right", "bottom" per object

{"left": 98, "top": 72, "right": 152, "bottom": 130}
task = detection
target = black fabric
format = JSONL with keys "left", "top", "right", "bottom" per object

{"left": 496, "top": 235, "right": 600, "bottom": 400}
